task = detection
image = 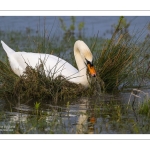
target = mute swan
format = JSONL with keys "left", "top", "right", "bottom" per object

{"left": 1, "top": 40, "right": 96, "bottom": 88}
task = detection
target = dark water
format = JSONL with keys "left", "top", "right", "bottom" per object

{"left": 0, "top": 16, "right": 150, "bottom": 134}
{"left": 0, "top": 16, "right": 150, "bottom": 38}
{"left": 0, "top": 89, "right": 149, "bottom": 134}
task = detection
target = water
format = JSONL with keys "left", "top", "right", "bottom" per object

{"left": 0, "top": 16, "right": 150, "bottom": 134}
{"left": 0, "top": 16, "right": 150, "bottom": 38}
{"left": 0, "top": 90, "right": 149, "bottom": 134}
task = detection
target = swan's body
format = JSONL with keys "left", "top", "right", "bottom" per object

{"left": 1, "top": 40, "right": 96, "bottom": 88}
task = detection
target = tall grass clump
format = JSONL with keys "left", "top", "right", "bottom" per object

{"left": 95, "top": 16, "right": 150, "bottom": 92}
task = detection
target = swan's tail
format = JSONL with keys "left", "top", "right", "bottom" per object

{"left": 1, "top": 40, "right": 15, "bottom": 54}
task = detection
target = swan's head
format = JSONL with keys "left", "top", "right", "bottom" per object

{"left": 74, "top": 40, "right": 96, "bottom": 78}
{"left": 74, "top": 40, "right": 96, "bottom": 77}
{"left": 82, "top": 47, "right": 96, "bottom": 77}
{"left": 85, "top": 58, "right": 96, "bottom": 77}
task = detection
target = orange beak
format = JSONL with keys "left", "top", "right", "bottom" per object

{"left": 87, "top": 64, "right": 96, "bottom": 77}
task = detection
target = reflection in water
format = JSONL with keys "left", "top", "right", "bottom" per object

{"left": 1, "top": 90, "right": 150, "bottom": 134}
{"left": 6, "top": 112, "right": 28, "bottom": 123}
{"left": 75, "top": 98, "right": 89, "bottom": 134}
{"left": 0, "top": 97, "right": 97, "bottom": 134}
{"left": 75, "top": 98, "right": 96, "bottom": 134}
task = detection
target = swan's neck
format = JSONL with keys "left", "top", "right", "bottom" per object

{"left": 74, "top": 41, "right": 90, "bottom": 87}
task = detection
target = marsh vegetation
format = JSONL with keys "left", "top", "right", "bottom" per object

{"left": 0, "top": 16, "right": 150, "bottom": 133}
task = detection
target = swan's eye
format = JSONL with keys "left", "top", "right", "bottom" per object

{"left": 85, "top": 59, "right": 93, "bottom": 65}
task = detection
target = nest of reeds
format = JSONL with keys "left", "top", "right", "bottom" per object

{"left": 0, "top": 60, "right": 88, "bottom": 106}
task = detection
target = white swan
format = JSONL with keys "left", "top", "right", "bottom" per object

{"left": 1, "top": 40, "right": 96, "bottom": 88}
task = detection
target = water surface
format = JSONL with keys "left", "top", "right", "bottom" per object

{"left": 0, "top": 16, "right": 150, "bottom": 38}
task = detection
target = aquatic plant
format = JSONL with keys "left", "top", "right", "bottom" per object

{"left": 95, "top": 16, "right": 150, "bottom": 92}
{"left": 34, "top": 101, "right": 41, "bottom": 115}
{"left": 139, "top": 98, "right": 150, "bottom": 117}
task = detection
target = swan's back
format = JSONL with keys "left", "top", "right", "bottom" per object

{"left": 1, "top": 41, "right": 79, "bottom": 82}
{"left": 13, "top": 52, "right": 78, "bottom": 77}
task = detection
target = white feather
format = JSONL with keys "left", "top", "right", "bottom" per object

{"left": 1, "top": 40, "right": 94, "bottom": 87}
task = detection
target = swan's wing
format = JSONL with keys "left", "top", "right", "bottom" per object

{"left": 11, "top": 52, "right": 78, "bottom": 78}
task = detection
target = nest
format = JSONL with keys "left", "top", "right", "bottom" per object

{"left": 0, "top": 61, "right": 86, "bottom": 106}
